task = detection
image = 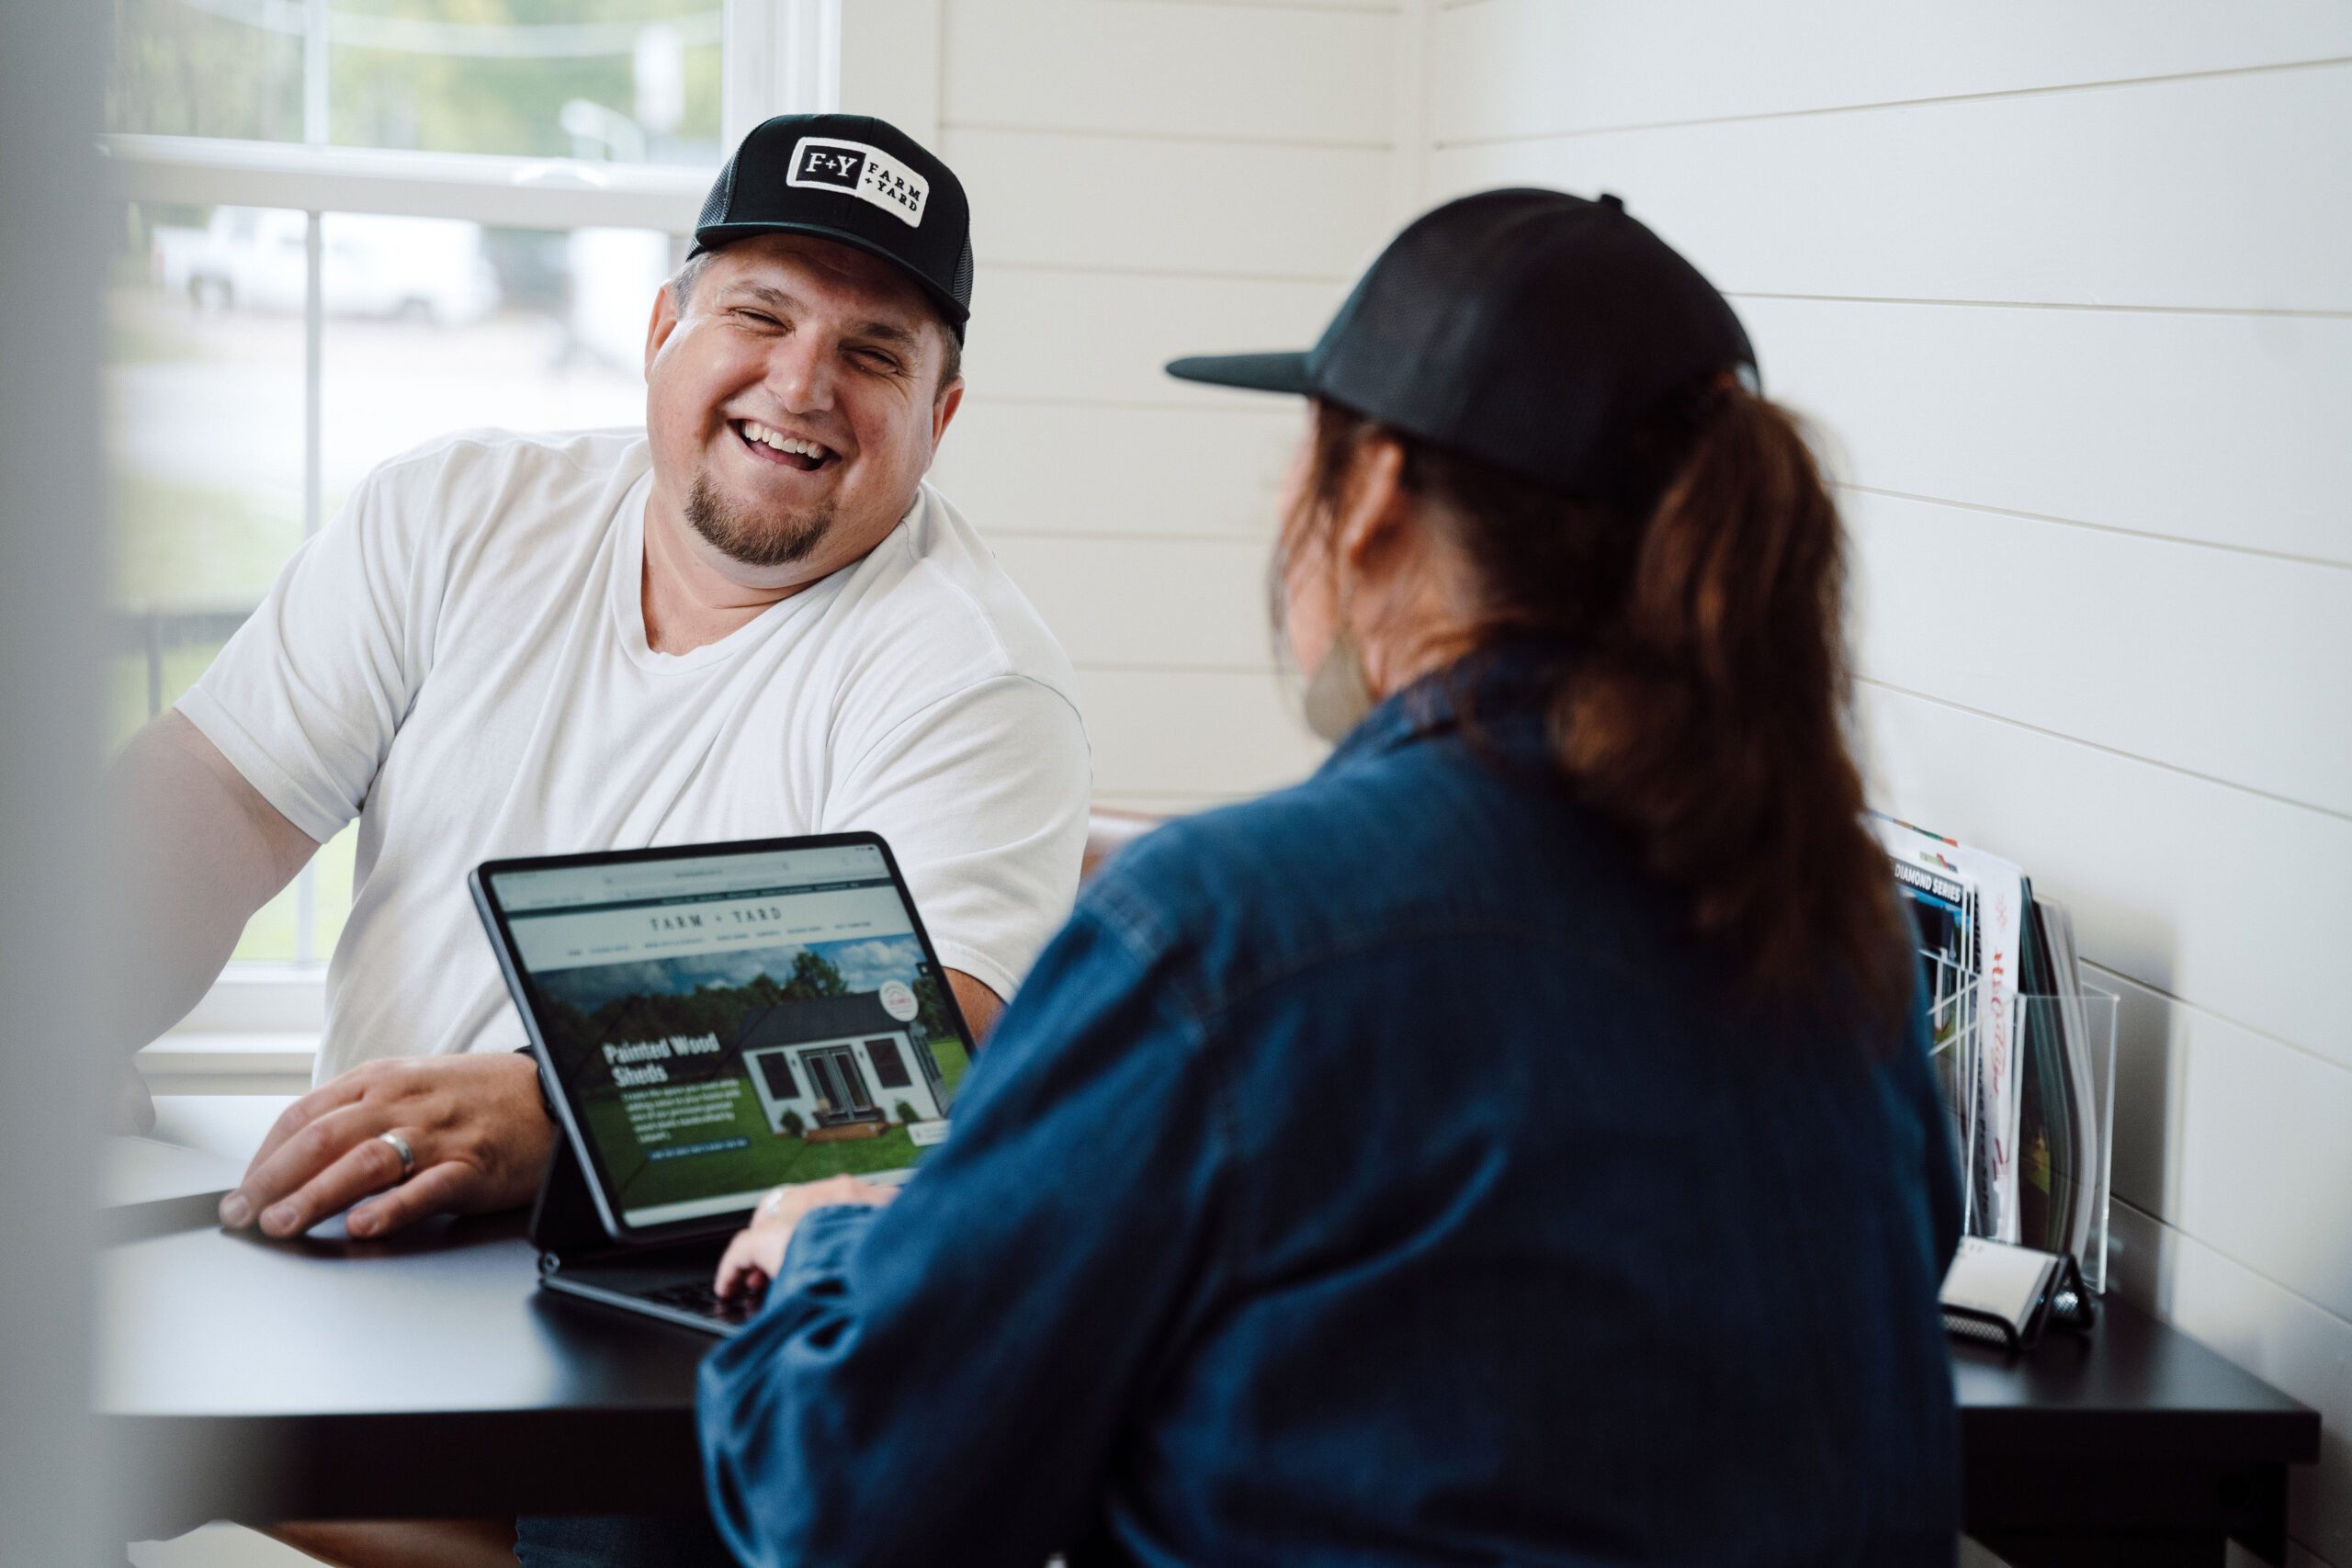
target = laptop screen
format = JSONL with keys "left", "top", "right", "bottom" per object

{"left": 481, "top": 839, "right": 966, "bottom": 1234}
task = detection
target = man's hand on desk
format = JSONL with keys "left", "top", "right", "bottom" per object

{"left": 219, "top": 1053, "right": 556, "bottom": 1239}
{"left": 714, "top": 1175, "right": 899, "bottom": 1302}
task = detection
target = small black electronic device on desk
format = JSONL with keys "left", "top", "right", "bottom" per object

{"left": 469, "top": 832, "right": 977, "bottom": 1335}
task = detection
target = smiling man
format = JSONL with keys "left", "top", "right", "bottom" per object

{"left": 112, "top": 116, "right": 1088, "bottom": 1256}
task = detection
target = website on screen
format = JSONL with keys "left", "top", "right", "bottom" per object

{"left": 493, "top": 846, "right": 964, "bottom": 1227}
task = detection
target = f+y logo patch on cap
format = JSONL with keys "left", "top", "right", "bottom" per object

{"left": 786, "top": 137, "right": 930, "bottom": 228}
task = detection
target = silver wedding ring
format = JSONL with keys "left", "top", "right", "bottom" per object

{"left": 376, "top": 1130, "right": 416, "bottom": 1182}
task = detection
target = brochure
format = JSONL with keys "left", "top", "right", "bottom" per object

{"left": 1873, "top": 813, "right": 2029, "bottom": 1242}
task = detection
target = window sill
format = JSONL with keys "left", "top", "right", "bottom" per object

{"left": 141, "top": 965, "right": 323, "bottom": 1095}
{"left": 138, "top": 1032, "right": 317, "bottom": 1097}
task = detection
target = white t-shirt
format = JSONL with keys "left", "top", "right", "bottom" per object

{"left": 180, "top": 429, "right": 1091, "bottom": 1085}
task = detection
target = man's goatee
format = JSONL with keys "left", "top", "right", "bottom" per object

{"left": 685, "top": 474, "right": 832, "bottom": 569}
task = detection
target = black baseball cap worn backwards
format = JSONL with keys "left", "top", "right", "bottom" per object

{"left": 1167, "top": 188, "right": 1756, "bottom": 502}
{"left": 691, "top": 113, "right": 975, "bottom": 340}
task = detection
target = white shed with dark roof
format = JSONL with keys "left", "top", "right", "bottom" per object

{"left": 733, "top": 993, "right": 946, "bottom": 1136}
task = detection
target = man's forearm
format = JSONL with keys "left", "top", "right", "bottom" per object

{"left": 110, "top": 711, "right": 318, "bottom": 1053}
{"left": 943, "top": 968, "right": 1002, "bottom": 1044}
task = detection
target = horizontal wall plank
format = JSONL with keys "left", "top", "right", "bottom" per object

{"left": 986, "top": 534, "right": 1279, "bottom": 670}
{"left": 2095, "top": 962, "right": 2186, "bottom": 1229}
{"left": 2093, "top": 966, "right": 2352, "bottom": 1327}
{"left": 932, "top": 400, "right": 1299, "bottom": 540}
{"left": 944, "top": 0, "right": 1396, "bottom": 144}
{"left": 2177, "top": 1007, "right": 2352, "bottom": 1326}
{"left": 962, "top": 265, "right": 1346, "bottom": 404}
{"left": 2109, "top": 1201, "right": 2352, "bottom": 1566}
{"left": 949, "top": 128, "right": 1393, "bottom": 277}
{"left": 1432, "top": 0, "right": 2352, "bottom": 145}
{"left": 1849, "top": 490, "right": 2352, "bottom": 817}
{"left": 840, "top": 0, "right": 943, "bottom": 147}
{"left": 1857, "top": 684, "right": 2352, "bottom": 1074}
{"left": 1078, "top": 667, "right": 1326, "bottom": 797}
{"left": 1428, "top": 63, "right": 2352, "bottom": 313}
{"left": 1749, "top": 297, "right": 2352, "bottom": 567}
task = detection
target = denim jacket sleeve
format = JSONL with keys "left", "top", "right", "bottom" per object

{"left": 696, "top": 897, "right": 1230, "bottom": 1568}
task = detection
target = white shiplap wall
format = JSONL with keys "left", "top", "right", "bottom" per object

{"left": 845, "top": 0, "right": 1412, "bottom": 814}
{"left": 1423, "top": 4, "right": 2352, "bottom": 1562}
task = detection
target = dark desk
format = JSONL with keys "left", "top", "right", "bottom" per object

{"left": 103, "top": 1213, "right": 2321, "bottom": 1562}
{"left": 1954, "top": 1301, "right": 2320, "bottom": 1567}
{"left": 101, "top": 1212, "right": 712, "bottom": 1536}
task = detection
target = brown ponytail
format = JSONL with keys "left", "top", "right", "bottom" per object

{"left": 1289, "top": 389, "right": 1911, "bottom": 1031}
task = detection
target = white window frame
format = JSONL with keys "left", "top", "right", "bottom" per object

{"left": 119, "top": 0, "right": 838, "bottom": 1080}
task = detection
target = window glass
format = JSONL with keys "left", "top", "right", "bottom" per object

{"left": 110, "top": 0, "right": 724, "bottom": 166}
{"left": 110, "top": 200, "right": 306, "bottom": 740}
{"left": 109, "top": 200, "right": 334, "bottom": 961}
{"left": 334, "top": 1, "right": 723, "bottom": 163}
{"left": 867, "top": 1037, "right": 911, "bottom": 1089}
{"left": 109, "top": 200, "right": 676, "bottom": 961}
{"left": 109, "top": 0, "right": 306, "bottom": 141}
{"left": 320, "top": 219, "right": 668, "bottom": 522}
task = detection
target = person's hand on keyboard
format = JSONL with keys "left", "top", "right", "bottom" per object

{"left": 645, "top": 1280, "right": 762, "bottom": 1324}
{"left": 715, "top": 1175, "right": 898, "bottom": 1301}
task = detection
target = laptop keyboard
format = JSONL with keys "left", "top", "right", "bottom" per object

{"left": 639, "top": 1280, "right": 761, "bottom": 1325}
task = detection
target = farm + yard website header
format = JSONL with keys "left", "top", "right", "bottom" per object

{"left": 494, "top": 845, "right": 912, "bottom": 976}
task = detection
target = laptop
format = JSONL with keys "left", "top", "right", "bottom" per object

{"left": 469, "top": 833, "right": 976, "bottom": 1336}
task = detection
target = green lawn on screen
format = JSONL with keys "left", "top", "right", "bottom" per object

{"left": 579, "top": 1061, "right": 954, "bottom": 1214}
{"left": 932, "top": 1035, "right": 970, "bottom": 1101}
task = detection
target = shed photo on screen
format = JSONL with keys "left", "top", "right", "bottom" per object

{"left": 492, "top": 846, "right": 966, "bottom": 1226}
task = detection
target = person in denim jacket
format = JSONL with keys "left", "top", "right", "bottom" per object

{"left": 699, "top": 188, "right": 1965, "bottom": 1568}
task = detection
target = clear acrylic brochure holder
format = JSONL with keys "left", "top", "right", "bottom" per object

{"left": 1920, "top": 953, "right": 2118, "bottom": 1293}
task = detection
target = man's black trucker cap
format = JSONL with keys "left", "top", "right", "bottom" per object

{"left": 1166, "top": 188, "right": 1755, "bottom": 500}
{"left": 691, "top": 113, "right": 974, "bottom": 339}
